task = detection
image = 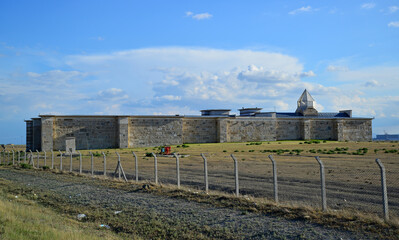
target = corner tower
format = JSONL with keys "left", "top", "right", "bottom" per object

{"left": 295, "top": 89, "right": 318, "bottom": 116}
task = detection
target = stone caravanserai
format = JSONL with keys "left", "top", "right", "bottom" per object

{"left": 25, "top": 90, "right": 373, "bottom": 151}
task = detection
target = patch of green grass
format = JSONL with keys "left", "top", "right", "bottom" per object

{"left": 19, "top": 163, "right": 32, "bottom": 169}
{"left": 145, "top": 152, "right": 152, "bottom": 157}
{"left": 246, "top": 142, "right": 262, "bottom": 146}
{"left": 304, "top": 140, "right": 321, "bottom": 144}
{"left": 0, "top": 181, "right": 123, "bottom": 240}
{"left": 0, "top": 178, "right": 235, "bottom": 240}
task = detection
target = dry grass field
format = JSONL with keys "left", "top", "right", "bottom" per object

{"left": 2, "top": 141, "right": 399, "bottom": 220}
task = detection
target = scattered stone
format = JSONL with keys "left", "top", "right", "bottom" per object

{"left": 77, "top": 213, "right": 86, "bottom": 220}
{"left": 99, "top": 224, "right": 111, "bottom": 229}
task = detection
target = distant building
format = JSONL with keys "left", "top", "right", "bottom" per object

{"left": 25, "top": 90, "right": 373, "bottom": 151}
{"left": 374, "top": 134, "right": 399, "bottom": 141}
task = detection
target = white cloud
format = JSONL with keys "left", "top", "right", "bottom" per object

{"left": 237, "top": 65, "right": 315, "bottom": 83}
{"left": 327, "top": 65, "right": 349, "bottom": 72}
{"left": 4, "top": 46, "right": 395, "bottom": 125}
{"left": 289, "top": 6, "right": 313, "bottom": 15}
{"left": 156, "top": 95, "right": 181, "bottom": 101}
{"left": 26, "top": 70, "right": 87, "bottom": 86}
{"left": 238, "top": 65, "right": 298, "bottom": 83}
{"left": 364, "top": 79, "right": 381, "bottom": 87}
{"left": 101, "top": 104, "right": 122, "bottom": 115}
{"left": 388, "top": 21, "right": 399, "bottom": 27}
{"left": 332, "top": 94, "right": 399, "bottom": 118}
{"left": 97, "top": 88, "right": 129, "bottom": 101}
{"left": 64, "top": 47, "right": 346, "bottom": 114}
{"left": 388, "top": 6, "right": 399, "bottom": 13}
{"left": 332, "top": 66, "right": 399, "bottom": 86}
{"left": 193, "top": 13, "right": 212, "bottom": 20}
{"left": 186, "top": 11, "right": 212, "bottom": 20}
{"left": 299, "top": 70, "right": 316, "bottom": 77}
{"left": 361, "top": 3, "right": 375, "bottom": 9}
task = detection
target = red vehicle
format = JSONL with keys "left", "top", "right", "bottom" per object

{"left": 160, "top": 146, "right": 171, "bottom": 155}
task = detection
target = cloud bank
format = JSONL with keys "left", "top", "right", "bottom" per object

{"left": 1, "top": 47, "right": 398, "bottom": 136}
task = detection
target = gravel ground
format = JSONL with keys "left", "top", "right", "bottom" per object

{"left": 0, "top": 168, "right": 378, "bottom": 239}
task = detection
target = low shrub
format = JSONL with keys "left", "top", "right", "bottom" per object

{"left": 20, "top": 163, "right": 32, "bottom": 169}
{"left": 145, "top": 152, "right": 153, "bottom": 157}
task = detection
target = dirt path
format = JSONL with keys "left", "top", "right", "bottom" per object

{"left": 0, "top": 168, "right": 378, "bottom": 239}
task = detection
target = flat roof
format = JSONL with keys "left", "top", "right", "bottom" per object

{"left": 200, "top": 109, "right": 231, "bottom": 112}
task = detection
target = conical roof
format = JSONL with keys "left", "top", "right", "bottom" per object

{"left": 298, "top": 89, "right": 314, "bottom": 103}
{"left": 296, "top": 89, "right": 318, "bottom": 116}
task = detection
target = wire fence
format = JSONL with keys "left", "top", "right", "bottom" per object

{"left": 0, "top": 149, "right": 397, "bottom": 221}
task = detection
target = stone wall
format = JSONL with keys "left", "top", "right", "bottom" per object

{"left": 129, "top": 117, "right": 183, "bottom": 147}
{"left": 226, "top": 118, "right": 277, "bottom": 142}
{"left": 342, "top": 119, "right": 372, "bottom": 141}
{"left": 182, "top": 118, "right": 217, "bottom": 143}
{"left": 276, "top": 120, "right": 302, "bottom": 140}
{"left": 34, "top": 114, "right": 373, "bottom": 151}
{"left": 310, "top": 120, "right": 336, "bottom": 140}
{"left": 41, "top": 117, "right": 54, "bottom": 151}
{"left": 52, "top": 116, "right": 118, "bottom": 150}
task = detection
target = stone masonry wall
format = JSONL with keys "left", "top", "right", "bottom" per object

{"left": 276, "top": 120, "right": 302, "bottom": 140}
{"left": 310, "top": 120, "right": 336, "bottom": 140}
{"left": 36, "top": 115, "right": 373, "bottom": 151}
{"left": 226, "top": 118, "right": 277, "bottom": 142}
{"left": 342, "top": 119, "right": 372, "bottom": 141}
{"left": 182, "top": 118, "right": 217, "bottom": 143}
{"left": 41, "top": 117, "right": 54, "bottom": 151}
{"left": 129, "top": 117, "right": 183, "bottom": 147}
{"left": 53, "top": 117, "right": 118, "bottom": 150}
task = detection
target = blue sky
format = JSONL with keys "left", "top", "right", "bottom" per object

{"left": 1, "top": 0, "right": 399, "bottom": 144}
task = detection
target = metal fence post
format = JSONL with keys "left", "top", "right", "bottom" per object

{"left": 69, "top": 150, "right": 73, "bottom": 172}
{"left": 102, "top": 152, "right": 106, "bottom": 176}
{"left": 12, "top": 150, "right": 15, "bottom": 165}
{"left": 36, "top": 150, "right": 40, "bottom": 168}
{"left": 17, "top": 151, "right": 20, "bottom": 164}
{"left": 79, "top": 151, "right": 82, "bottom": 174}
{"left": 51, "top": 150, "right": 54, "bottom": 169}
{"left": 231, "top": 154, "right": 239, "bottom": 197}
{"left": 116, "top": 152, "right": 121, "bottom": 180}
{"left": 174, "top": 153, "right": 180, "bottom": 188}
{"left": 201, "top": 153, "right": 209, "bottom": 193}
{"left": 43, "top": 151, "right": 46, "bottom": 166}
{"left": 315, "top": 156, "right": 327, "bottom": 212}
{"left": 7, "top": 151, "right": 9, "bottom": 165}
{"left": 29, "top": 150, "right": 33, "bottom": 167}
{"left": 59, "top": 150, "right": 63, "bottom": 171}
{"left": 268, "top": 155, "right": 279, "bottom": 203}
{"left": 133, "top": 151, "right": 138, "bottom": 182}
{"left": 90, "top": 152, "right": 94, "bottom": 175}
{"left": 24, "top": 151, "right": 26, "bottom": 163}
{"left": 152, "top": 152, "right": 158, "bottom": 184}
{"left": 376, "top": 159, "right": 389, "bottom": 221}
{"left": 0, "top": 150, "right": 2, "bottom": 165}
